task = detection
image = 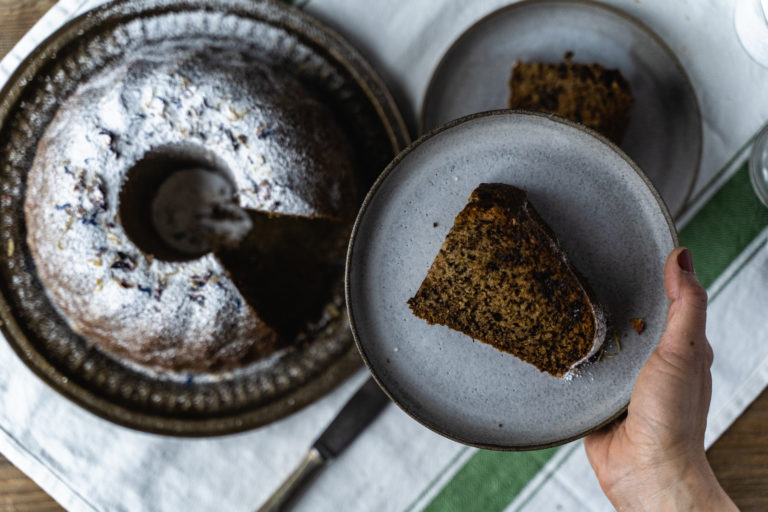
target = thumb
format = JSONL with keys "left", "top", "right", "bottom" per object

{"left": 660, "top": 247, "right": 712, "bottom": 365}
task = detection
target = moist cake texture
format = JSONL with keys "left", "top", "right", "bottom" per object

{"left": 408, "top": 183, "right": 605, "bottom": 377}
{"left": 508, "top": 53, "right": 634, "bottom": 144}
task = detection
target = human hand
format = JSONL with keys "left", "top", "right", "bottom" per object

{"left": 584, "top": 247, "right": 737, "bottom": 511}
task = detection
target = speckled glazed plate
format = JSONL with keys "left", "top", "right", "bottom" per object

{"left": 347, "top": 111, "right": 677, "bottom": 450}
{"left": 0, "top": 0, "right": 408, "bottom": 435}
{"left": 421, "top": 0, "right": 701, "bottom": 219}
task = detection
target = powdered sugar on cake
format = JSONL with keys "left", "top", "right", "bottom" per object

{"left": 24, "top": 36, "right": 356, "bottom": 373}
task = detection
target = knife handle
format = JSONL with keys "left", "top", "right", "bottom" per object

{"left": 256, "top": 447, "right": 325, "bottom": 512}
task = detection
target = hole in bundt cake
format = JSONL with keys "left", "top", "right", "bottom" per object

{"left": 119, "top": 144, "right": 247, "bottom": 262}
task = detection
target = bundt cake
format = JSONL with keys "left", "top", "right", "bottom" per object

{"left": 508, "top": 53, "right": 634, "bottom": 144}
{"left": 407, "top": 183, "right": 606, "bottom": 377}
{"left": 24, "top": 41, "right": 356, "bottom": 373}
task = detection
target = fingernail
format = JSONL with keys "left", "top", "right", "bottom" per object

{"left": 677, "top": 248, "right": 694, "bottom": 273}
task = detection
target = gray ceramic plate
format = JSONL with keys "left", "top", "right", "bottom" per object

{"left": 347, "top": 111, "right": 678, "bottom": 450}
{"left": 421, "top": 0, "right": 701, "bottom": 219}
{"left": 0, "top": 0, "right": 408, "bottom": 435}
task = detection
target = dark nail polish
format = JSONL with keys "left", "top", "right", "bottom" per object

{"left": 678, "top": 248, "right": 694, "bottom": 273}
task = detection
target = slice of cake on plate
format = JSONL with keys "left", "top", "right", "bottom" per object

{"left": 508, "top": 52, "right": 633, "bottom": 144}
{"left": 408, "top": 183, "right": 605, "bottom": 377}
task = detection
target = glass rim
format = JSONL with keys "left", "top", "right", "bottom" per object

{"left": 749, "top": 123, "right": 768, "bottom": 208}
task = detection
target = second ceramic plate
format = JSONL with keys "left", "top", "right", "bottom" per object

{"left": 347, "top": 111, "right": 677, "bottom": 449}
{"left": 421, "top": 0, "right": 701, "bottom": 218}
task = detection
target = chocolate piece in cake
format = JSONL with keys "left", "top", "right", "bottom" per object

{"left": 407, "top": 183, "right": 605, "bottom": 377}
{"left": 508, "top": 54, "right": 633, "bottom": 144}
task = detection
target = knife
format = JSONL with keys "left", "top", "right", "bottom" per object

{"left": 256, "top": 377, "right": 390, "bottom": 512}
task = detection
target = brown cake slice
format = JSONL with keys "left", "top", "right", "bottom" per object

{"left": 407, "top": 183, "right": 605, "bottom": 377}
{"left": 508, "top": 53, "right": 633, "bottom": 144}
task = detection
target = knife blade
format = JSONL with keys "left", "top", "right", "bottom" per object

{"left": 256, "top": 377, "right": 390, "bottom": 512}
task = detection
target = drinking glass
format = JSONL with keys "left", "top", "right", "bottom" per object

{"left": 750, "top": 124, "right": 768, "bottom": 208}
{"left": 736, "top": 0, "right": 768, "bottom": 206}
{"left": 735, "top": 0, "right": 768, "bottom": 67}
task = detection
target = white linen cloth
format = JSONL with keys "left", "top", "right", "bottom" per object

{"left": 1, "top": 1, "right": 767, "bottom": 510}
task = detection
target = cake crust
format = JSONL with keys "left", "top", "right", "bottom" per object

{"left": 407, "top": 183, "right": 605, "bottom": 377}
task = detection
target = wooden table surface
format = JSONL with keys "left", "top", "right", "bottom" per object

{"left": 1, "top": 1, "right": 767, "bottom": 510}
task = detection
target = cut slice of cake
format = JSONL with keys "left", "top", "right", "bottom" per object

{"left": 407, "top": 183, "right": 605, "bottom": 377}
{"left": 217, "top": 209, "right": 349, "bottom": 342}
{"left": 508, "top": 53, "right": 633, "bottom": 144}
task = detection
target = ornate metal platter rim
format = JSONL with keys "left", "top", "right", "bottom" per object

{"left": 0, "top": 0, "right": 409, "bottom": 436}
